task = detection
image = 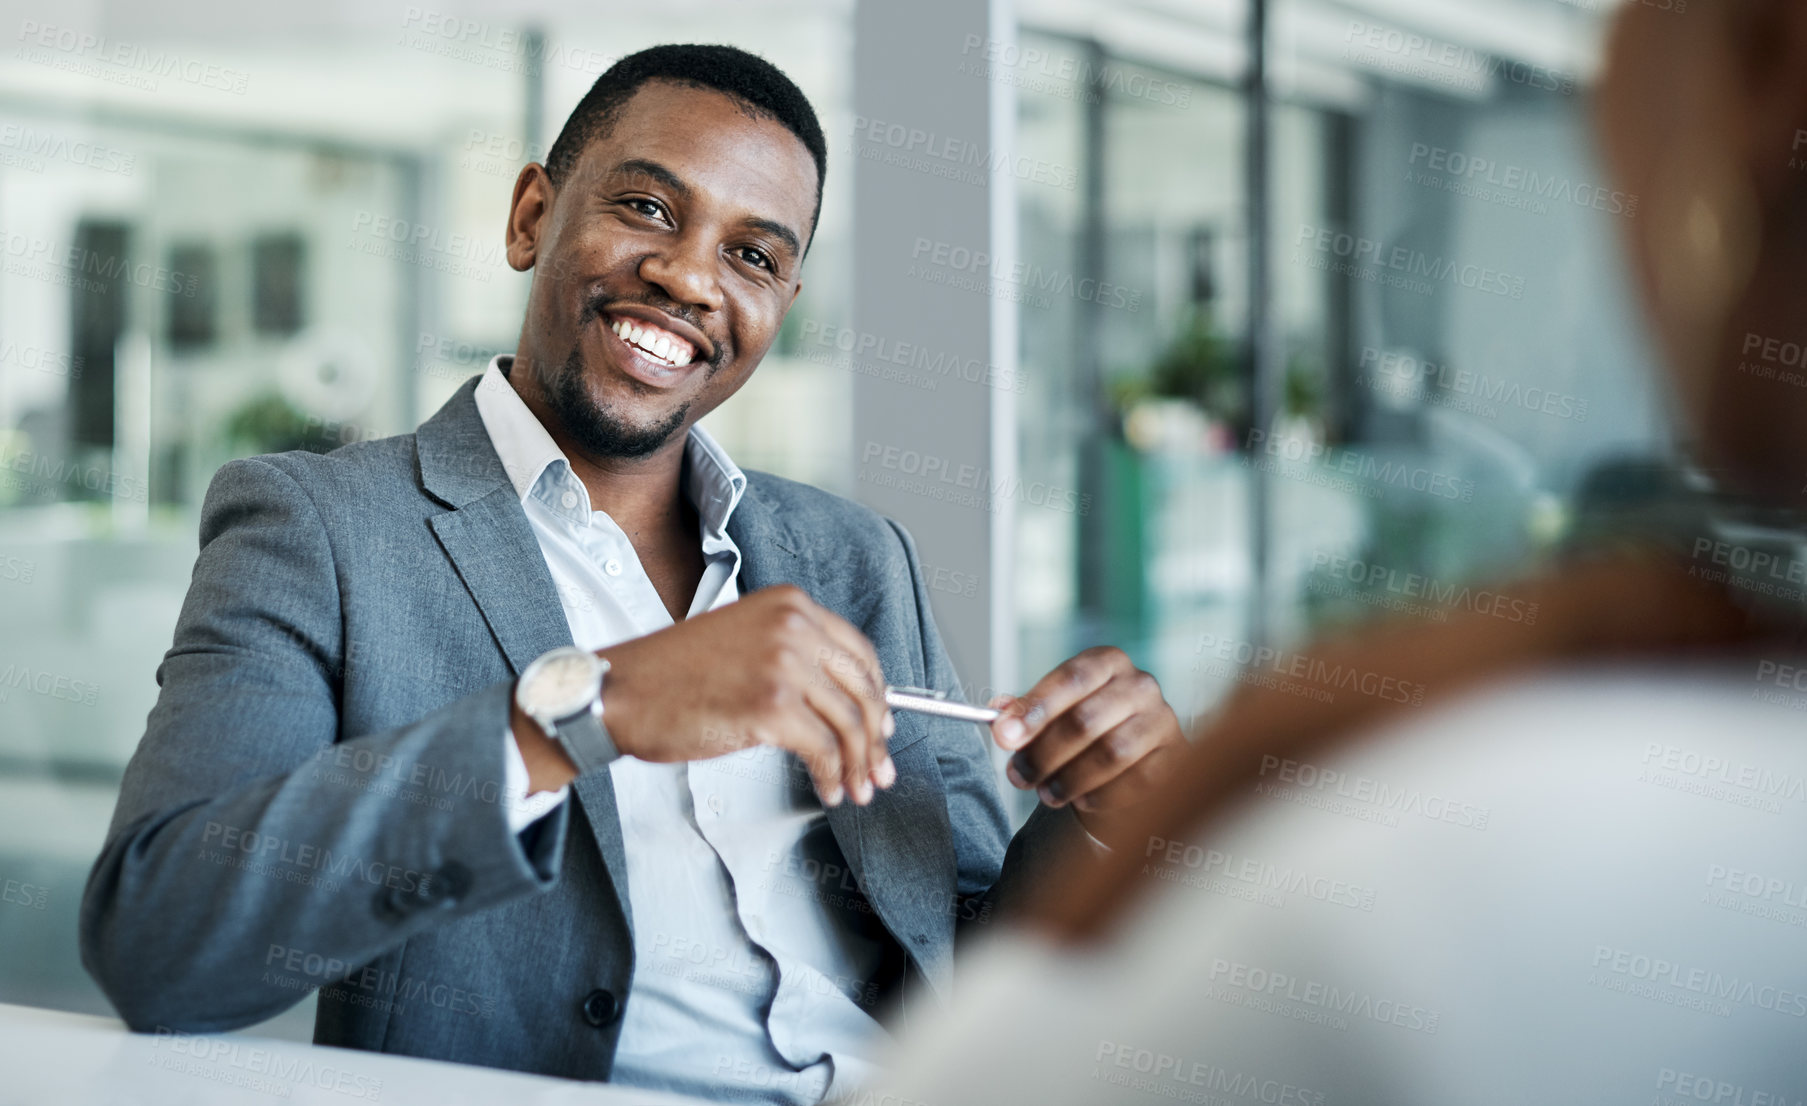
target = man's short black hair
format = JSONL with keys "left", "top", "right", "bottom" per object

{"left": 543, "top": 43, "right": 827, "bottom": 248}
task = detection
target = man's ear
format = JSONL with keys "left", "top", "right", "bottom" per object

{"left": 506, "top": 164, "right": 554, "bottom": 273}
{"left": 786, "top": 278, "right": 804, "bottom": 314}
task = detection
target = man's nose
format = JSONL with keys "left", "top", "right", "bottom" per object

{"left": 638, "top": 235, "right": 724, "bottom": 315}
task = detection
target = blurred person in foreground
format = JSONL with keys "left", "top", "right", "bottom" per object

{"left": 871, "top": 2, "right": 1807, "bottom": 1103}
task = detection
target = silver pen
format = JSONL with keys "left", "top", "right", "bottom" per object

{"left": 883, "top": 685, "right": 1001, "bottom": 725}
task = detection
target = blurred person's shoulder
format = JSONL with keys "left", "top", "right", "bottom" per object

{"left": 880, "top": 660, "right": 1807, "bottom": 1106}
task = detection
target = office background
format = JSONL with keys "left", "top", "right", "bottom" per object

{"left": 0, "top": 0, "right": 1658, "bottom": 1041}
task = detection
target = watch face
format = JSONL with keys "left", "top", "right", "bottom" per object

{"left": 521, "top": 650, "right": 603, "bottom": 720}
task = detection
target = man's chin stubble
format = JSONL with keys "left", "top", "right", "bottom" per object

{"left": 542, "top": 347, "right": 691, "bottom": 460}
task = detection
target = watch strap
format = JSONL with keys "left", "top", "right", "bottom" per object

{"left": 553, "top": 702, "right": 620, "bottom": 777}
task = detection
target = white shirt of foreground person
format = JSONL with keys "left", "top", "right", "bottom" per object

{"left": 474, "top": 357, "right": 889, "bottom": 1105}
{"left": 873, "top": 662, "right": 1807, "bottom": 1106}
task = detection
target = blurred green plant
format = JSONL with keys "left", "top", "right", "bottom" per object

{"left": 223, "top": 392, "right": 322, "bottom": 455}
{"left": 1111, "top": 304, "right": 1243, "bottom": 424}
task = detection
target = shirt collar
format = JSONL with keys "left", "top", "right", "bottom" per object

{"left": 472, "top": 355, "right": 747, "bottom": 539}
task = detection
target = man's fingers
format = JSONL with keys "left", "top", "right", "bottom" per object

{"left": 1037, "top": 712, "right": 1171, "bottom": 809}
{"left": 764, "top": 714, "right": 846, "bottom": 806}
{"left": 802, "top": 678, "right": 875, "bottom": 805}
{"left": 808, "top": 614, "right": 894, "bottom": 791}
{"left": 993, "top": 646, "right": 1127, "bottom": 751}
{"left": 1004, "top": 675, "right": 1142, "bottom": 794}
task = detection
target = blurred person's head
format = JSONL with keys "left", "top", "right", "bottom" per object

{"left": 1597, "top": 0, "right": 1807, "bottom": 507}
{"left": 503, "top": 44, "right": 826, "bottom": 461}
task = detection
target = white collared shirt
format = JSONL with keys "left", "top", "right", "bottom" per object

{"left": 474, "top": 357, "right": 890, "bottom": 1104}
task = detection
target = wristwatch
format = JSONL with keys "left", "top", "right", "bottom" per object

{"left": 514, "top": 646, "right": 620, "bottom": 776}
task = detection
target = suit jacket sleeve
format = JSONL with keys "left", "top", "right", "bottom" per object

{"left": 881, "top": 520, "right": 1099, "bottom": 942}
{"left": 80, "top": 456, "right": 568, "bottom": 1034}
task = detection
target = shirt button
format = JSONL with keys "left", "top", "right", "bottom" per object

{"left": 707, "top": 794, "right": 724, "bottom": 814}
{"left": 604, "top": 559, "right": 623, "bottom": 576}
{"left": 560, "top": 490, "right": 578, "bottom": 510}
{"left": 580, "top": 988, "right": 620, "bottom": 1027}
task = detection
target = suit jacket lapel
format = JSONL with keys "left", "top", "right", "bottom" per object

{"left": 416, "top": 377, "right": 636, "bottom": 934}
{"left": 732, "top": 489, "right": 954, "bottom": 1000}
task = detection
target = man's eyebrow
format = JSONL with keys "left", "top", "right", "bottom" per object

{"left": 745, "top": 217, "right": 801, "bottom": 261}
{"left": 608, "top": 158, "right": 690, "bottom": 199}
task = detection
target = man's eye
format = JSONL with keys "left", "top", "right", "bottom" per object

{"left": 626, "top": 198, "right": 666, "bottom": 221}
{"left": 738, "top": 247, "right": 773, "bottom": 272}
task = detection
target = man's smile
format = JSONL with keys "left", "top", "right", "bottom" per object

{"left": 608, "top": 315, "right": 695, "bottom": 368}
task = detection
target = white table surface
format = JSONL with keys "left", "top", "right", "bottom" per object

{"left": 0, "top": 1002, "right": 714, "bottom": 1106}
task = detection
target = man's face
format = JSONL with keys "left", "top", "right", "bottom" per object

{"left": 508, "top": 79, "right": 817, "bottom": 459}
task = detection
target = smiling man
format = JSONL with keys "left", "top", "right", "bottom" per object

{"left": 81, "top": 45, "right": 1183, "bottom": 1103}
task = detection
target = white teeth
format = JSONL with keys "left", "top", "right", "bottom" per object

{"left": 609, "top": 316, "right": 694, "bottom": 367}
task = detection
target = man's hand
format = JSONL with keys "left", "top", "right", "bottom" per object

{"left": 519, "top": 584, "right": 896, "bottom": 807}
{"left": 990, "top": 646, "right": 1184, "bottom": 846}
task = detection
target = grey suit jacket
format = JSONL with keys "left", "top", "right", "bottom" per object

{"left": 79, "top": 375, "right": 1089, "bottom": 1081}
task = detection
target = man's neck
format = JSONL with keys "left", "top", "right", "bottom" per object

{"left": 506, "top": 357, "right": 706, "bottom": 621}
{"left": 506, "top": 359, "right": 694, "bottom": 540}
